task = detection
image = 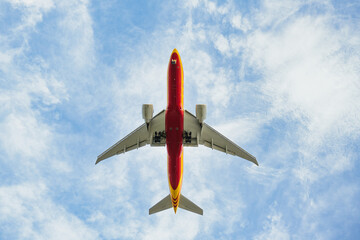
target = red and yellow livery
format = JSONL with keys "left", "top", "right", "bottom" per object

{"left": 96, "top": 49, "right": 258, "bottom": 215}
{"left": 166, "top": 49, "right": 184, "bottom": 212}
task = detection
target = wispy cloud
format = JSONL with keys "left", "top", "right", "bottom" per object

{"left": 0, "top": 0, "right": 359, "bottom": 239}
{"left": 0, "top": 183, "right": 98, "bottom": 239}
{"left": 0, "top": 0, "right": 98, "bottom": 238}
{"left": 245, "top": 8, "right": 360, "bottom": 177}
{"left": 254, "top": 210, "right": 290, "bottom": 240}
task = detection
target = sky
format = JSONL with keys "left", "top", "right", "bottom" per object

{"left": 0, "top": 0, "right": 359, "bottom": 239}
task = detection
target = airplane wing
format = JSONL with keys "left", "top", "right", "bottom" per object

{"left": 96, "top": 110, "right": 165, "bottom": 164}
{"left": 184, "top": 110, "right": 258, "bottom": 166}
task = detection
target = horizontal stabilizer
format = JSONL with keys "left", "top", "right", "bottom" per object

{"left": 149, "top": 194, "right": 172, "bottom": 215}
{"left": 179, "top": 194, "right": 203, "bottom": 215}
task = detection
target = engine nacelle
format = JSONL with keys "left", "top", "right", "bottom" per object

{"left": 142, "top": 104, "right": 153, "bottom": 124}
{"left": 196, "top": 104, "right": 206, "bottom": 123}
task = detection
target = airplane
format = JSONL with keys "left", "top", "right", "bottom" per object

{"left": 96, "top": 49, "right": 258, "bottom": 215}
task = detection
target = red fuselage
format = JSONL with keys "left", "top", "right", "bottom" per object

{"left": 165, "top": 49, "right": 184, "bottom": 212}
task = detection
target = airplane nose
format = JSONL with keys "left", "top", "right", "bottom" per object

{"left": 172, "top": 48, "right": 179, "bottom": 54}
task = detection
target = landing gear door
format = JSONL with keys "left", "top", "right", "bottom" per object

{"left": 149, "top": 110, "right": 166, "bottom": 147}
{"left": 183, "top": 110, "right": 201, "bottom": 147}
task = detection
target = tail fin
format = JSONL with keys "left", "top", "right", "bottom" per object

{"left": 149, "top": 194, "right": 172, "bottom": 215}
{"left": 179, "top": 194, "right": 203, "bottom": 215}
{"left": 149, "top": 194, "right": 203, "bottom": 215}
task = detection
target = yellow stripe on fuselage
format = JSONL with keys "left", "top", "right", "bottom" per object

{"left": 168, "top": 151, "right": 184, "bottom": 212}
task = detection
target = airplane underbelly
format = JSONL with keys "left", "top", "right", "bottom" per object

{"left": 166, "top": 48, "right": 184, "bottom": 209}
{"left": 165, "top": 109, "right": 184, "bottom": 190}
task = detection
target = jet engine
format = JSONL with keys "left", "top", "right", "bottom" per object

{"left": 142, "top": 104, "right": 153, "bottom": 124}
{"left": 196, "top": 104, "right": 206, "bottom": 123}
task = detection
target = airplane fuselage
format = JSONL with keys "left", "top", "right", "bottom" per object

{"left": 165, "top": 49, "right": 184, "bottom": 212}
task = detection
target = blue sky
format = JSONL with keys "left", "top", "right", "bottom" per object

{"left": 0, "top": 0, "right": 359, "bottom": 239}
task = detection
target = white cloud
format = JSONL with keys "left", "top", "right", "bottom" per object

{"left": 185, "top": 0, "right": 230, "bottom": 15}
{"left": 254, "top": 0, "right": 305, "bottom": 28}
{"left": 0, "top": 112, "right": 51, "bottom": 159}
{"left": 10, "top": 0, "right": 54, "bottom": 9}
{"left": 214, "top": 114, "right": 266, "bottom": 144}
{"left": 206, "top": 1, "right": 217, "bottom": 14}
{"left": 231, "top": 13, "right": 242, "bottom": 29}
{"left": 0, "top": 183, "right": 98, "bottom": 239}
{"left": 254, "top": 211, "right": 290, "bottom": 240}
{"left": 57, "top": 0, "right": 95, "bottom": 70}
{"left": 243, "top": 12, "right": 360, "bottom": 180}
{"left": 0, "top": 48, "right": 21, "bottom": 71}
{"left": 87, "top": 160, "right": 129, "bottom": 194}
{"left": 230, "top": 13, "right": 251, "bottom": 32}
{"left": 213, "top": 33, "right": 230, "bottom": 55}
{"left": 0, "top": 0, "right": 98, "bottom": 237}
{"left": 184, "top": 0, "right": 200, "bottom": 9}
{"left": 183, "top": 49, "right": 235, "bottom": 110}
{"left": 0, "top": 60, "right": 68, "bottom": 161}
{"left": 139, "top": 215, "right": 201, "bottom": 240}
{"left": 294, "top": 183, "right": 360, "bottom": 239}
{"left": 7, "top": 0, "right": 54, "bottom": 31}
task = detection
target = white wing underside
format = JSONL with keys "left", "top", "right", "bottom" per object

{"left": 183, "top": 110, "right": 258, "bottom": 165}
{"left": 96, "top": 110, "right": 166, "bottom": 164}
{"left": 96, "top": 109, "right": 257, "bottom": 166}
